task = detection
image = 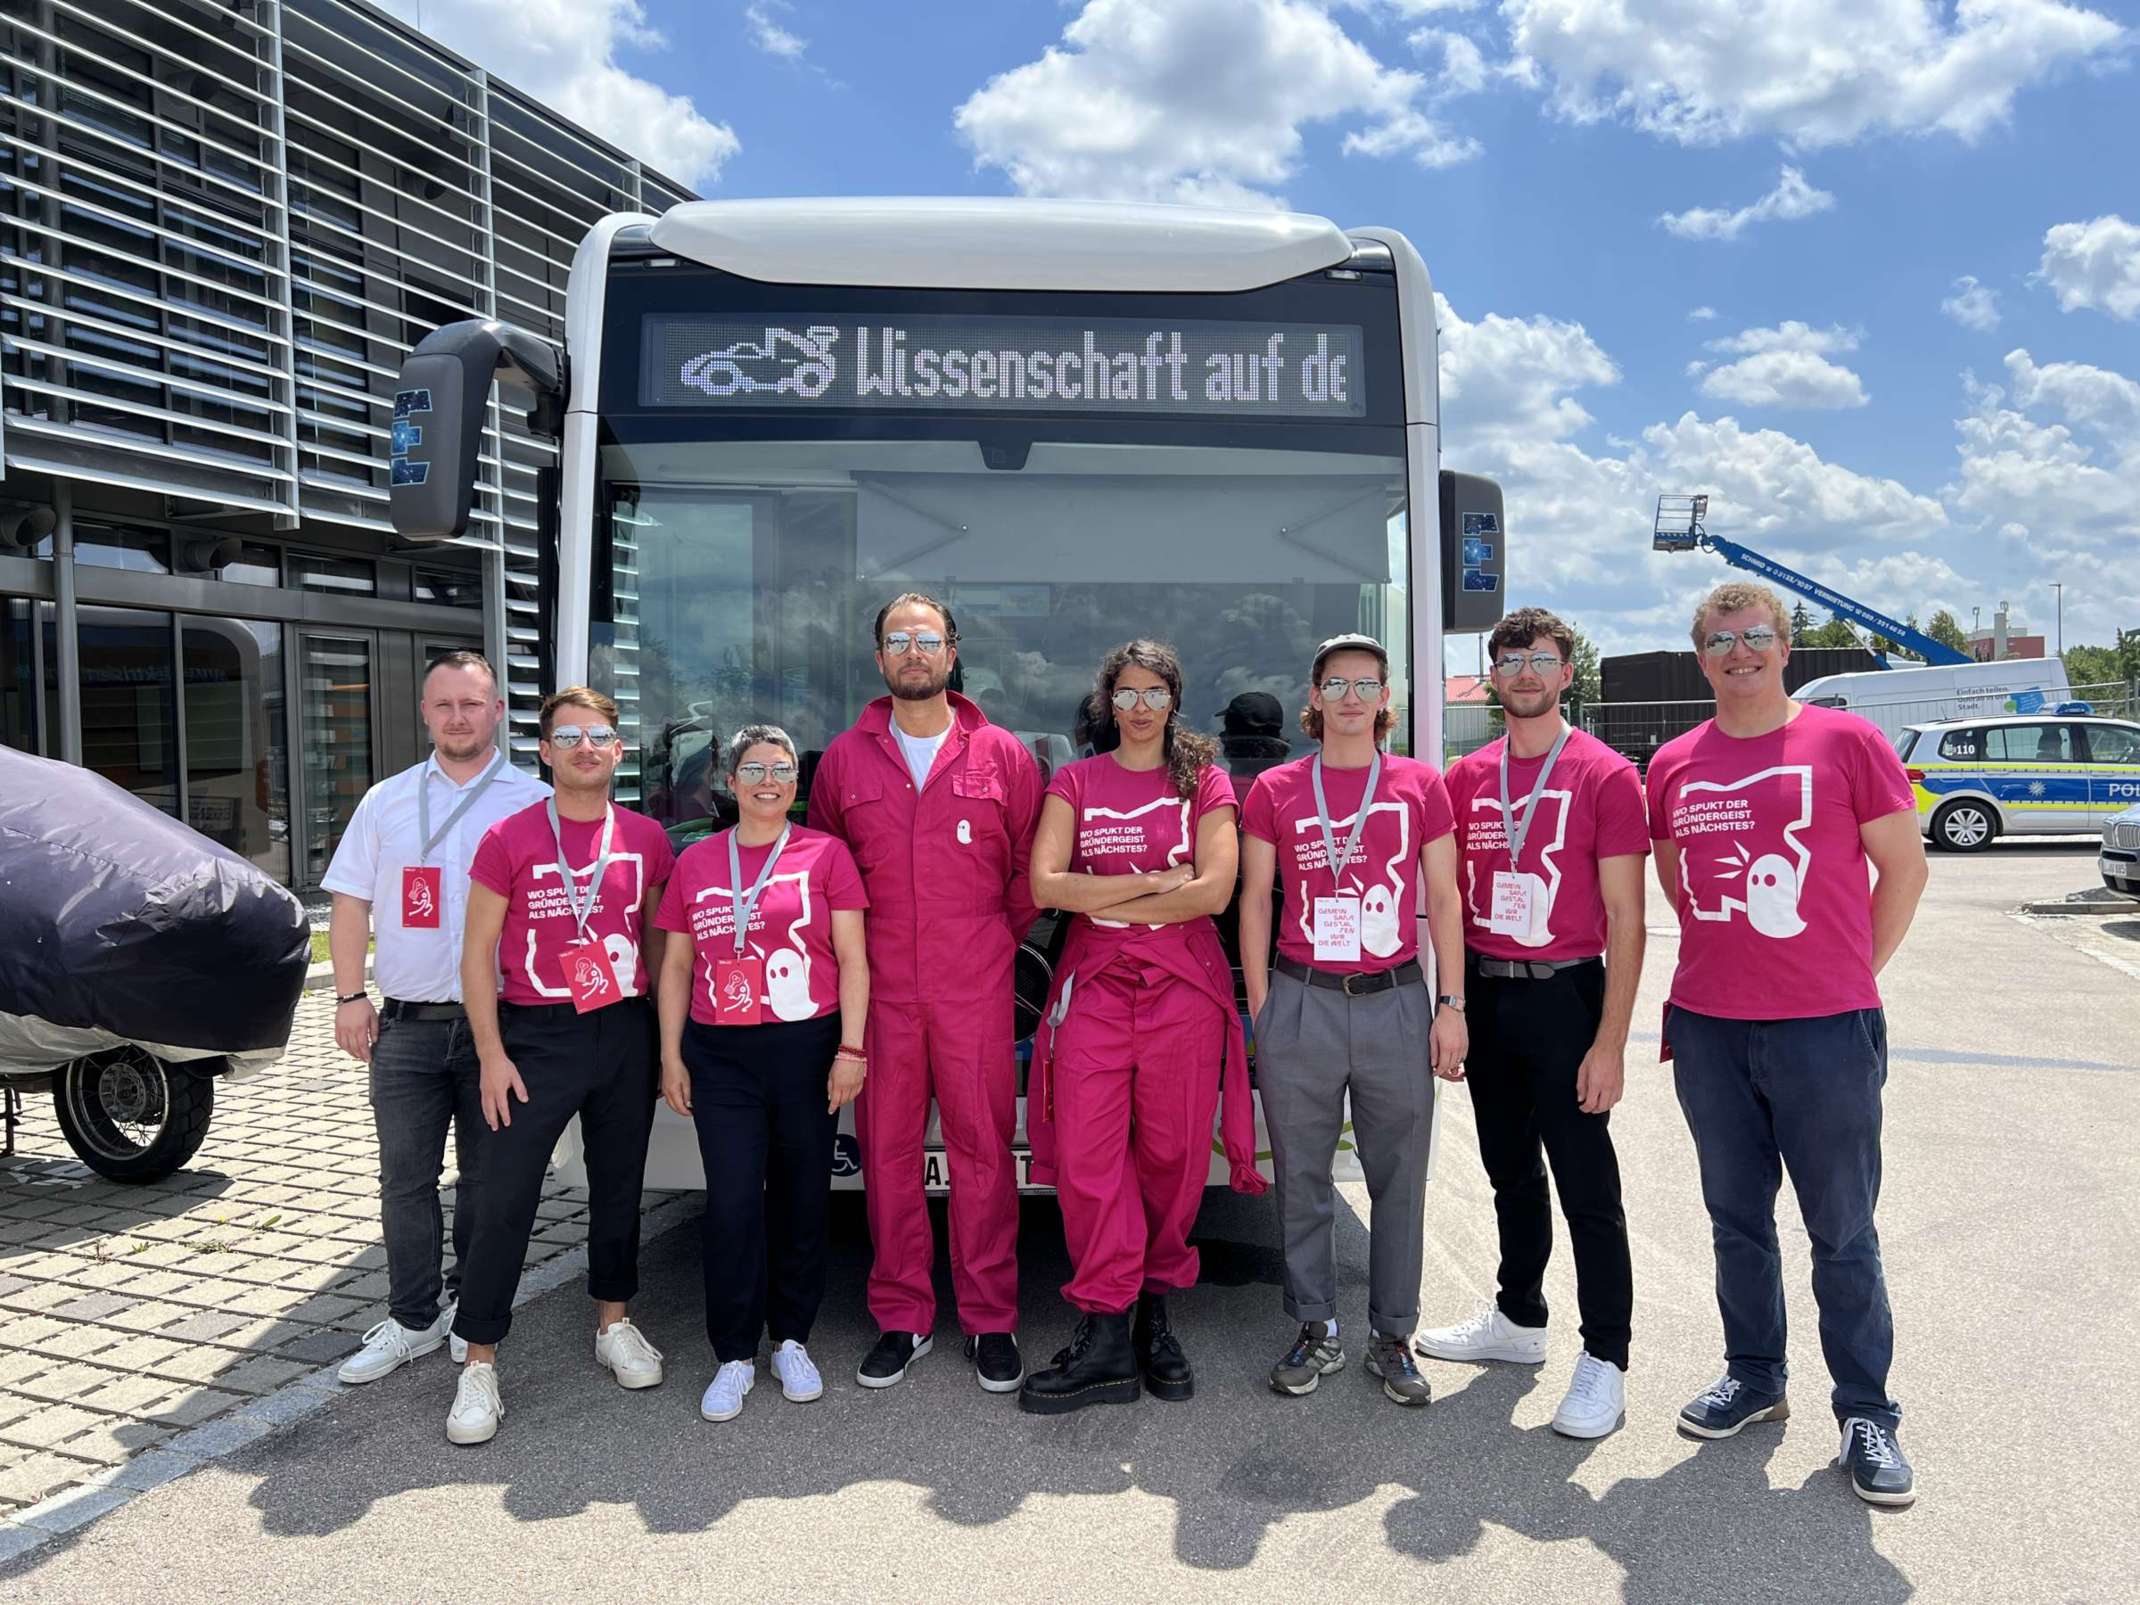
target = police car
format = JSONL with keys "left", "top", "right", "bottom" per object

{"left": 1897, "top": 714, "right": 2140, "bottom": 852}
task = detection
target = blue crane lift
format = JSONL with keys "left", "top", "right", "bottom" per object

{"left": 1652, "top": 495, "right": 1971, "bottom": 668}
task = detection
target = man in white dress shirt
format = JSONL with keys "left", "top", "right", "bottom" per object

{"left": 322, "top": 651, "right": 550, "bottom": 1383}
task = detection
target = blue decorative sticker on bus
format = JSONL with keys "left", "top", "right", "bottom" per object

{"left": 640, "top": 314, "right": 1368, "bottom": 418}
{"left": 391, "top": 458, "right": 429, "bottom": 486}
{"left": 393, "top": 388, "right": 433, "bottom": 419}
{"left": 1462, "top": 536, "right": 1493, "bottom": 566}
{"left": 1461, "top": 511, "right": 1499, "bottom": 537}
{"left": 390, "top": 419, "right": 424, "bottom": 455}
{"left": 1462, "top": 569, "right": 1499, "bottom": 592}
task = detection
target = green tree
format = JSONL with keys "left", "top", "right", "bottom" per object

{"left": 1925, "top": 608, "right": 1970, "bottom": 653}
{"left": 2064, "top": 644, "right": 2121, "bottom": 690}
{"left": 1569, "top": 624, "right": 1602, "bottom": 711}
{"left": 1869, "top": 613, "right": 1925, "bottom": 660}
{"left": 1789, "top": 601, "right": 1814, "bottom": 640}
{"left": 1802, "top": 615, "right": 1862, "bottom": 650}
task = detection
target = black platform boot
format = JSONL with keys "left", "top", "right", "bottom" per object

{"left": 1133, "top": 1293, "right": 1194, "bottom": 1402}
{"left": 1016, "top": 1312, "right": 1141, "bottom": 1415}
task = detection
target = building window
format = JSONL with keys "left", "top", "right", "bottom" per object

{"left": 2, "top": 598, "right": 51, "bottom": 754}
{"left": 291, "top": 552, "right": 376, "bottom": 595}
{"left": 75, "top": 524, "right": 172, "bottom": 574}
{"left": 217, "top": 543, "right": 283, "bottom": 588}
{"left": 414, "top": 569, "right": 482, "bottom": 610}
{"left": 184, "top": 618, "right": 290, "bottom": 883}
{"left": 299, "top": 632, "right": 374, "bottom": 883}
{"left": 76, "top": 605, "right": 179, "bottom": 816}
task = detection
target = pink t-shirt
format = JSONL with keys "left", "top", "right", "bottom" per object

{"left": 1241, "top": 753, "right": 1456, "bottom": 973}
{"left": 1647, "top": 704, "right": 1915, "bottom": 1020}
{"left": 469, "top": 800, "right": 675, "bottom": 1007}
{"left": 1446, "top": 728, "right": 1650, "bottom": 962}
{"left": 1046, "top": 755, "right": 1237, "bottom": 944}
{"left": 655, "top": 827, "right": 868, "bottom": 1026}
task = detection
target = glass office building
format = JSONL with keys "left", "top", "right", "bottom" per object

{"left": 0, "top": 0, "right": 691, "bottom": 886}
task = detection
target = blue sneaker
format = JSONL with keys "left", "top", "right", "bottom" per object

{"left": 1839, "top": 1417, "right": 1916, "bottom": 1507}
{"left": 1677, "top": 1373, "right": 1790, "bottom": 1439}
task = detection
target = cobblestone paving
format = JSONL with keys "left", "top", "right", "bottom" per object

{"left": 0, "top": 991, "right": 661, "bottom": 1517}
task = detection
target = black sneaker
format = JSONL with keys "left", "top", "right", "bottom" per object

{"left": 1364, "top": 1334, "right": 1432, "bottom": 1407}
{"left": 965, "top": 1332, "right": 1023, "bottom": 1394}
{"left": 1677, "top": 1373, "right": 1790, "bottom": 1439}
{"left": 1838, "top": 1417, "right": 1915, "bottom": 1507}
{"left": 856, "top": 1331, "right": 931, "bottom": 1389}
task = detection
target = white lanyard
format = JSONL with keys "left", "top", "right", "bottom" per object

{"left": 547, "top": 799, "right": 618, "bottom": 942}
{"left": 416, "top": 750, "right": 505, "bottom": 865}
{"left": 1310, "top": 749, "right": 1381, "bottom": 891}
{"left": 1499, "top": 725, "right": 1572, "bottom": 868}
{"left": 725, "top": 825, "right": 791, "bottom": 954}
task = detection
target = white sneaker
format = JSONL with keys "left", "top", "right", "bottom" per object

{"left": 595, "top": 1317, "right": 665, "bottom": 1390}
{"left": 700, "top": 1359, "right": 755, "bottom": 1422}
{"left": 338, "top": 1312, "right": 446, "bottom": 1385}
{"left": 446, "top": 1362, "right": 503, "bottom": 1445}
{"left": 1550, "top": 1352, "right": 1626, "bottom": 1439}
{"left": 769, "top": 1339, "right": 824, "bottom": 1402}
{"left": 1414, "top": 1304, "right": 1549, "bottom": 1364}
{"left": 443, "top": 1297, "right": 468, "bottom": 1365}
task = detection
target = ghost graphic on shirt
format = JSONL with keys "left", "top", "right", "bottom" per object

{"left": 1359, "top": 883, "right": 1400, "bottom": 958}
{"left": 602, "top": 932, "right": 638, "bottom": 994}
{"left": 1292, "top": 798, "right": 1412, "bottom": 956}
{"left": 765, "top": 947, "right": 816, "bottom": 1021}
{"left": 1463, "top": 789, "right": 1571, "bottom": 949}
{"left": 1744, "top": 854, "right": 1807, "bottom": 938}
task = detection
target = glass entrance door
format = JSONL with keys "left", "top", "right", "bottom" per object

{"left": 296, "top": 630, "right": 378, "bottom": 887}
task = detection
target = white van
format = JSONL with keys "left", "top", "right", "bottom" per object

{"left": 1793, "top": 659, "right": 2074, "bottom": 742}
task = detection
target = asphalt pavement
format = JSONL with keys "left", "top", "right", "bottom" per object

{"left": 2, "top": 841, "right": 2133, "bottom": 1604}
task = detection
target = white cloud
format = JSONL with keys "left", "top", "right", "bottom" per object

{"left": 2037, "top": 214, "right": 2140, "bottom": 321}
{"left": 1435, "top": 293, "right": 1619, "bottom": 445}
{"left": 1504, "top": 0, "right": 2125, "bottom": 148}
{"left": 1699, "top": 350, "right": 1870, "bottom": 409}
{"left": 383, "top": 0, "right": 738, "bottom": 187}
{"left": 1705, "top": 322, "right": 1860, "bottom": 356}
{"left": 1660, "top": 165, "right": 1835, "bottom": 242}
{"left": 744, "top": 2, "right": 808, "bottom": 60}
{"left": 1410, "top": 28, "right": 1490, "bottom": 93}
{"left": 1941, "top": 275, "right": 2003, "bottom": 331}
{"left": 1688, "top": 306, "right": 1719, "bottom": 322}
{"left": 953, "top": 0, "right": 1478, "bottom": 209}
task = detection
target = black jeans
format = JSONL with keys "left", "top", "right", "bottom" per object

{"left": 683, "top": 1015, "right": 840, "bottom": 1363}
{"left": 452, "top": 998, "right": 657, "bottom": 1347}
{"left": 369, "top": 1013, "right": 482, "bottom": 1331}
{"left": 1669, "top": 1005, "right": 1899, "bottom": 1430}
{"left": 1462, "top": 954, "right": 1633, "bottom": 1370}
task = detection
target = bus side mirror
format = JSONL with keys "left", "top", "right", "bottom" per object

{"left": 388, "top": 320, "right": 566, "bottom": 544}
{"left": 1440, "top": 470, "right": 1506, "bottom": 633}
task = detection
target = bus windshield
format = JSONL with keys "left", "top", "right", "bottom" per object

{"left": 595, "top": 435, "right": 1410, "bottom": 833}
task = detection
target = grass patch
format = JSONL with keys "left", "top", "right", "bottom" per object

{"left": 308, "top": 931, "right": 374, "bottom": 964}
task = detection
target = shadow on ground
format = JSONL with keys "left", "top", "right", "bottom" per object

{"left": 0, "top": 1191, "right": 1912, "bottom": 1598}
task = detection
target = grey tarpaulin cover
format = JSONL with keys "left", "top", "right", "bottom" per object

{"left": 0, "top": 748, "right": 308, "bottom": 1057}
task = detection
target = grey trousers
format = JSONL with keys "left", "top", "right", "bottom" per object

{"left": 1256, "top": 970, "right": 1435, "bottom": 1337}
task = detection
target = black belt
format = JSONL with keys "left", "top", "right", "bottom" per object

{"left": 1466, "top": 953, "right": 1602, "bottom": 981}
{"left": 380, "top": 999, "right": 465, "bottom": 1023}
{"left": 1274, "top": 955, "right": 1422, "bottom": 996}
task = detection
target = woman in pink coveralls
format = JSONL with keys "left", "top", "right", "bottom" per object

{"left": 1020, "top": 641, "right": 1267, "bottom": 1415}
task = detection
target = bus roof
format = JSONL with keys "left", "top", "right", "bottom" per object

{"left": 644, "top": 197, "right": 1360, "bottom": 293}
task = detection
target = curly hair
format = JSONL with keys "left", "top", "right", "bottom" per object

{"left": 1093, "top": 639, "right": 1217, "bottom": 799}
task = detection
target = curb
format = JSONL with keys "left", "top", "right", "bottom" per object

{"left": 0, "top": 1192, "right": 701, "bottom": 1563}
{"left": 2017, "top": 897, "right": 2135, "bottom": 916}
{"left": 301, "top": 960, "right": 375, "bottom": 994}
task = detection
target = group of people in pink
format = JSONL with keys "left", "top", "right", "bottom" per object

{"left": 322, "top": 578, "right": 1928, "bottom": 1509}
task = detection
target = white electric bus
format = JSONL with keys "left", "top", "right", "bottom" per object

{"left": 389, "top": 198, "right": 1504, "bottom": 1190}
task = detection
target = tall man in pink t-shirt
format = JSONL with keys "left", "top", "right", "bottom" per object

{"left": 445, "top": 687, "right": 676, "bottom": 1446}
{"left": 1649, "top": 582, "right": 1928, "bottom": 1507}
{"left": 1420, "top": 608, "right": 1647, "bottom": 1440}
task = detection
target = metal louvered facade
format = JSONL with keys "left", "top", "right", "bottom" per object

{"left": 0, "top": 0, "right": 693, "bottom": 886}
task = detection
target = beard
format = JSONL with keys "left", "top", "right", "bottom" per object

{"left": 433, "top": 729, "right": 493, "bottom": 761}
{"left": 886, "top": 662, "right": 951, "bottom": 702}
{"left": 1500, "top": 689, "right": 1560, "bottom": 720}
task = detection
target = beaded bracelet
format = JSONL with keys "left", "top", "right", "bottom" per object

{"left": 833, "top": 1045, "right": 867, "bottom": 1063}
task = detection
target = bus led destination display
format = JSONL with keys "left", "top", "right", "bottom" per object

{"left": 640, "top": 315, "right": 1367, "bottom": 417}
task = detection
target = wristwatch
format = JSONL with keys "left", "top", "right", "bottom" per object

{"left": 1436, "top": 994, "right": 1466, "bottom": 1013}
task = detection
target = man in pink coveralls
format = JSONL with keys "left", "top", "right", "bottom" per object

{"left": 808, "top": 593, "right": 1043, "bottom": 1395}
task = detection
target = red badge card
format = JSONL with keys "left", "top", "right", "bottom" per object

{"left": 402, "top": 866, "right": 442, "bottom": 929}
{"left": 713, "top": 957, "right": 764, "bottom": 1026}
{"left": 563, "top": 942, "right": 621, "bottom": 1014}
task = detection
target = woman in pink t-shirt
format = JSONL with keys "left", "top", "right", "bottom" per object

{"left": 1018, "top": 641, "right": 1265, "bottom": 1416}
{"left": 653, "top": 725, "right": 869, "bottom": 1424}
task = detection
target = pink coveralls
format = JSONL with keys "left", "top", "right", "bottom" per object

{"left": 1027, "top": 757, "right": 1267, "bottom": 1316}
{"left": 808, "top": 693, "right": 1042, "bottom": 1335}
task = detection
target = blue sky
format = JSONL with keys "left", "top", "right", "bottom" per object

{"left": 391, "top": 0, "right": 2139, "bottom": 663}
